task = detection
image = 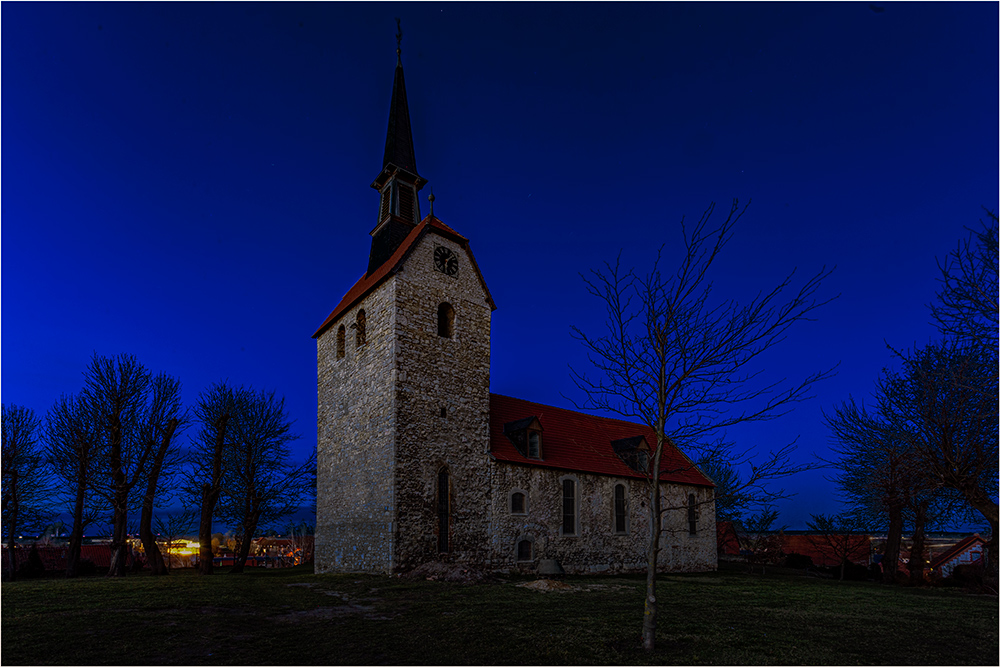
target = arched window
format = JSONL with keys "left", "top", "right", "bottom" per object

{"left": 355, "top": 310, "right": 367, "bottom": 348}
{"left": 688, "top": 493, "right": 698, "bottom": 535}
{"left": 336, "top": 325, "right": 346, "bottom": 360}
{"left": 517, "top": 539, "right": 533, "bottom": 562}
{"left": 437, "top": 468, "right": 450, "bottom": 552}
{"left": 510, "top": 490, "right": 527, "bottom": 515}
{"left": 614, "top": 484, "right": 627, "bottom": 534}
{"left": 560, "top": 477, "right": 577, "bottom": 536}
{"left": 437, "top": 302, "right": 455, "bottom": 338}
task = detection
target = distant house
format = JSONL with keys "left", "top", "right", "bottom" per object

{"left": 716, "top": 521, "right": 741, "bottom": 557}
{"left": 930, "top": 533, "right": 985, "bottom": 577}
{"left": 783, "top": 533, "right": 871, "bottom": 568}
{"left": 715, "top": 528, "right": 871, "bottom": 567}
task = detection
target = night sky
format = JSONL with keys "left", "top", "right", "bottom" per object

{"left": 4, "top": 3, "right": 997, "bottom": 531}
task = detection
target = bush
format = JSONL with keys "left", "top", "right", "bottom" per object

{"left": 841, "top": 560, "right": 869, "bottom": 581}
{"left": 77, "top": 558, "right": 98, "bottom": 576}
{"left": 943, "top": 562, "right": 988, "bottom": 591}
{"left": 784, "top": 553, "right": 813, "bottom": 569}
{"left": 17, "top": 546, "right": 45, "bottom": 579}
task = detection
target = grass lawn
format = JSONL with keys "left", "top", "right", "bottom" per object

{"left": 2, "top": 564, "right": 996, "bottom": 665}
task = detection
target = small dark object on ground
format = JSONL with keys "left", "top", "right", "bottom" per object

{"left": 537, "top": 558, "right": 565, "bottom": 578}
{"left": 783, "top": 553, "right": 813, "bottom": 569}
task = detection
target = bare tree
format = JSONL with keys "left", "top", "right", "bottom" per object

{"left": 45, "top": 394, "right": 105, "bottom": 577}
{"left": 734, "top": 509, "right": 784, "bottom": 575}
{"left": 82, "top": 354, "right": 183, "bottom": 577}
{"left": 186, "top": 382, "right": 235, "bottom": 575}
{"left": 2, "top": 404, "right": 52, "bottom": 579}
{"left": 137, "top": 374, "right": 184, "bottom": 576}
{"left": 930, "top": 209, "right": 998, "bottom": 351}
{"left": 881, "top": 340, "right": 998, "bottom": 587}
{"left": 693, "top": 456, "right": 752, "bottom": 524}
{"left": 825, "top": 400, "right": 919, "bottom": 583}
{"left": 806, "top": 512, "right": 871, "bottom": 581}
{"left": 154, "top": 511, "right": 195, "bottom": 570}
{"left": 570, "top": 200, "right": 834, "bottom": 652}
{"left": 216, "top": 388, "right": 314, "bottom": 573}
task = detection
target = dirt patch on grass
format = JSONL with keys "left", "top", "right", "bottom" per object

{"left": 516, "top": 580, "right": 634, "bottom": 593}
{"left": 516, "top": 579, "right": 575, "bottom": 592}
{"left": 275, "top": 605, "right": 396, "bottom": 622}
{"left": 404, "top": 561, "right": 488, "bottom": 583}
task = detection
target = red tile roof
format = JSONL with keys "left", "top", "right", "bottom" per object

{"left": 312, "top": 215, "right": 496, "bottom": 339}
{"left": 489, "top": 393, "right": 714, "bottom": 486}
{"left": 929, "top": 533, "right": 985, "bottom": 570}
{"left": 717, "top": 520, "right": 741, "bottom": 555}
{"left": 780, "top": 534, "right": 871, "bottom": 567}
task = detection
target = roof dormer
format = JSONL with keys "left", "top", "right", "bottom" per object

{"left": 503, "top": 416, "right": 544, "bottom": 460}
{"left": 611, "top": 435, "right": 650, "bottom": 473}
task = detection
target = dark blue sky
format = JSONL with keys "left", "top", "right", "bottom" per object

{"left": 4, "top": 3, "right": 997, "bottom": 530}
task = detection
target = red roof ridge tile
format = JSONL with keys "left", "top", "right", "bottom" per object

{"left": 312, "top": 215, "right": 493, "bottom": 339}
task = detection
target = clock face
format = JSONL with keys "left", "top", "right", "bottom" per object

{"left": 434, "top": 246, "right": 459, "bottom": 277}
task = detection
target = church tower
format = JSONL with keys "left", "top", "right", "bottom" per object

{"left": 313, "top": 35, "right": 496, "bottom": 574}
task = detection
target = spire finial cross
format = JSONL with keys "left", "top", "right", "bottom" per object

{"left": 395, "top": 18, "right": 403, "bottom": 63}
{"left": 428, "top": 189, "right": 435, "bottom": 217}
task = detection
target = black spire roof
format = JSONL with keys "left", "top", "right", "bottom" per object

{"left": 366, "top": 27, "right": 428, "bottom": 276}
{"left": 381, "top": 59, "right": 419, "bottom": 176}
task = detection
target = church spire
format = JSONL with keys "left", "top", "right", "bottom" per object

{"left": 367, "top": 19, "right": 428, "bottom": 276}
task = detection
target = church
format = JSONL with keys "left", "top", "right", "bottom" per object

{"left": 313, "top": 42, "right": 717, "bottom": 576}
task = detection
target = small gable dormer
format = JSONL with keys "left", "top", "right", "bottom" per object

{"left": 503, "top": 416, "right": 544, "bottom": 460}
{"left": 612, "top": 435, "right": 650, "bottom": 473}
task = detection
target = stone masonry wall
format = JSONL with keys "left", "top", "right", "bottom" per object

{"left": 392, "top": 231, "right": 493, "bottom": 571}
{"left": 487, "top": 461, "right": 717, "bottom": 574}
{"left": 315, "top": 279, "right": 398, "bottom": 574}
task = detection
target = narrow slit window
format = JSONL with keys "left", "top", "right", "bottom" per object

{"left": 437, "top": 302, "right": 455, "bottom": 338}
{"left": 437, "top": 469, "right": 450, "bottom": 552}
{"left": 336, "top": 325, "right": 346, "bottom": 360}
{"left": 355, "top": 310, "right": 367, "bottom": 348}
{"left": 562, "top": 479, "right": 576, "bottom": 535}
{"left": 614, "top": 484, "right": 627, "bottom": 534}
{"left": 688, "top": 493, "right": 697, "bottom": 535}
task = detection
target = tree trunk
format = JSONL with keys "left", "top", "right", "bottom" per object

{"left": 907, "top": 501, "right": 927, "bottom": 586}
{"left": 641, "top": 457, "right": 662, "bottom": 652}
{"left": 107, "top": 504, "right": 129, "bottom": 577}
{"left": 198, "top": 414, "right": 229, "bottom": 575}
{"left": 107, "top": 413, "right": 129, "bottom": 578}
{"left": 231, "top": 501, "right": 262, "bottom": 574}
{"left": 139, "top": 419, "right": 178, "bottom": 576}
{"left": 66, "top": 477, "right": 87, "bottom": 578}
{"left": 882, "top": 503, "right": 903, "bottom": 584}
{"left": 642, "top": 499, "right": 660, "bottom": 651}
{"left": 7, "top": 470, "right": 18, "bottom": 580}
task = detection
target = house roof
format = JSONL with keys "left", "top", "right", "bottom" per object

{"left": 780, "top": 534, "right": 871, "bottom": 567}
{"left": 312, "top": 215, "right": 497, "bottom": 338}
{"left": 489, "top": 393, "right": 714, "bottom": 486}
{"left": 929, "top": 533, "right": 985, "bottom": 570}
